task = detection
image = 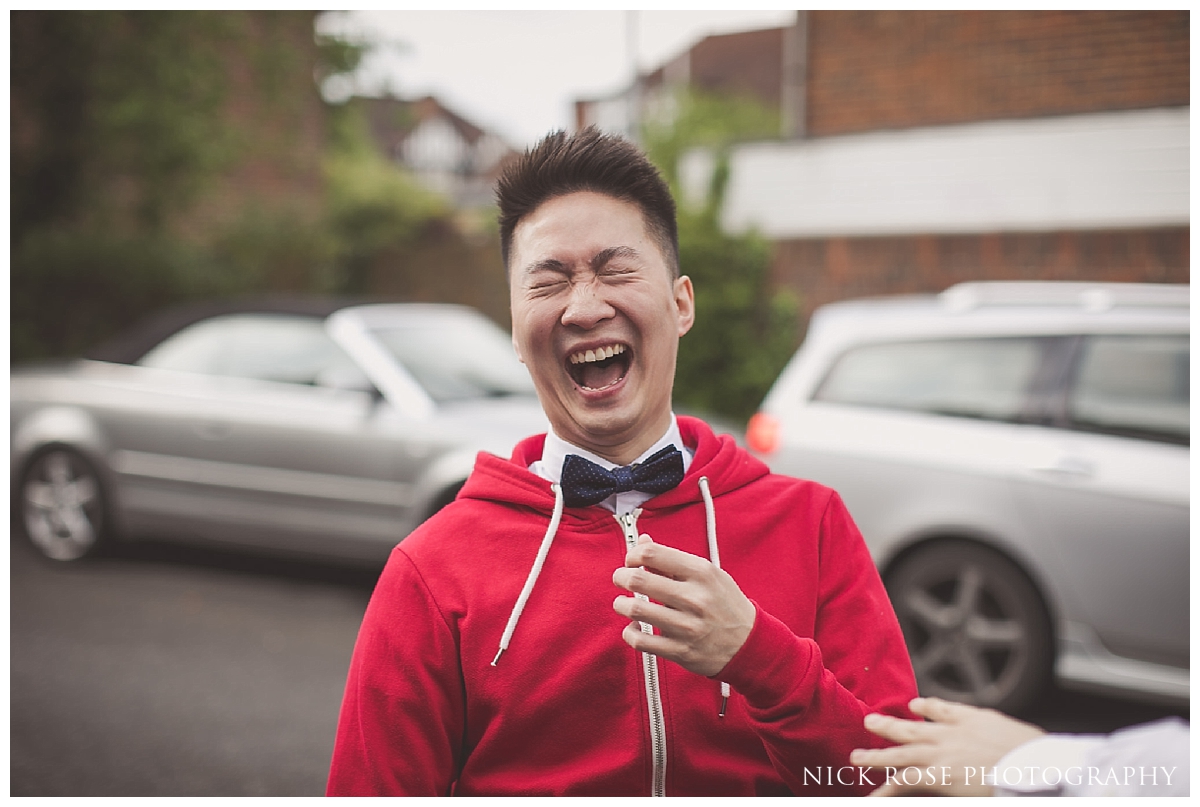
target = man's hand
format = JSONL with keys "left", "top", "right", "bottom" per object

{"left": 849, "top": 696, "right": 1045, "bottom": 796}
{"left": 612, "top": 534, "right": 756, "bottom": 677}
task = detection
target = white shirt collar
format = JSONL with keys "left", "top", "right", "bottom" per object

{"left": 530, "top": 415, "right": 693, "bottom": 514}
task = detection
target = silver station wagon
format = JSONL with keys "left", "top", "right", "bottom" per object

{"left": 748, "top": 282, "right": 1188, "bottom": 713}
{"left": 11, "top": 300, "right": 547, "bottom": 566}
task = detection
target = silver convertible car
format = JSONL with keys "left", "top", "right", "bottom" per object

{"left": 11, "top": 300, "right": 547, "bottom": 565}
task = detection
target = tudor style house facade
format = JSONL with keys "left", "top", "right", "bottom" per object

{"left": 354, "top": 94, "right": 515, "bottom": 210}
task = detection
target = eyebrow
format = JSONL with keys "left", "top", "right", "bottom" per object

{"left": 524, "top": 258, "right": 569, "bottom": 276}
{"left": 590, "top": 246, "right": 639, "bottom": 271}
{"left": 521, "top": 245, "right": 641, "bottom": 277}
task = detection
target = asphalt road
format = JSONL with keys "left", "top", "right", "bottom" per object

{"left": 10, "top": 535, "right": 1189, "bottom": 796}
{"left": 10, "top": 537, "right": 377, "bottom": 797}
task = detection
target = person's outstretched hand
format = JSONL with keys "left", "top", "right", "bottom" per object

{"left": 849, "top": 696, "right": 1045, "bottom": 796}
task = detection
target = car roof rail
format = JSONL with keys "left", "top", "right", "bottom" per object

{"left": 939, "top": 281, "right": 1189, "bottom": 314}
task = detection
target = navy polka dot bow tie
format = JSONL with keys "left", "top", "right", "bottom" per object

{"left": 560, "top": 446, "right": 685, "bottom": 508}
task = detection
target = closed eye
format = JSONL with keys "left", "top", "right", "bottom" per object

{"left": 528, "top": 277, "right": 568, "bottom": 294}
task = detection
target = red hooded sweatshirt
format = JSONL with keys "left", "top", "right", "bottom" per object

{"left": 327, "top": 417, "right": 917, "bottom": 796}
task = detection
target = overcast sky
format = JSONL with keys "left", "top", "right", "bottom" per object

{"left": 316, "top": 10, "right": 797, "bottom": 148}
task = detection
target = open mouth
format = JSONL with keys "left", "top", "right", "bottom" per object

{"left": 567, "top": 343, "right": 631, "bottom": 392}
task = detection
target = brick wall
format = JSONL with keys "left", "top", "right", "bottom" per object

{"left": 171, "top": 12, "right": 330, "bottom": 291}
{"left": 805, "top": 11, "right": 1190, "bottom": 137}
{"left": 768, "top": 10, "right": 1191, "bottom": 335}
{"left": 773, "top": 227, "right": 1190, "bottom": 336}
{"left": 687, "top": 27, "right": 784, "bottom": 109}
{"left": 187, "top": 11, "right": 327, "bottom": 236}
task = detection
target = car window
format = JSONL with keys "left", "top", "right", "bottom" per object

{"left": 138, "top": 314, "right": 362, "bottom": 387}
{"left": 1068, "top": 334, "right": 1189, "bottom": 446}
{"left": 814, "top": 337, "right": 1048, "bottom": 422}
{"left": 369, "top": 313, "right": 535, "bottom": 403}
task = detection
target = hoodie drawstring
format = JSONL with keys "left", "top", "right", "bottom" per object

{"left": 492, "top": 482, "right": 565, "bottom": 666}
{"left": 698, "top": 476, "right": 731, "bottom": 717}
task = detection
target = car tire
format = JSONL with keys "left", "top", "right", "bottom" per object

{"left": 885, "top": 541, "right": 1053, "bottom": 715}
{"left": 18, "top": 446, "right": 110, "bottom": 562}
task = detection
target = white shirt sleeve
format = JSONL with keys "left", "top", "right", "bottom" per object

{"left": 993, "top": 718, "right": 1189, "bottom": 797}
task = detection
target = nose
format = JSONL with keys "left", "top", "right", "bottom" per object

{"left": 561, "top": 278, "right": 615, "bottom": 329}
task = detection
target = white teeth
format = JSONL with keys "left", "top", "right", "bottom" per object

{"left": 569, "top": 343, "right": 626, "bottom": 364}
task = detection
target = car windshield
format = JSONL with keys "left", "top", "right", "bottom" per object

{"left": 369, "top": 314, "right": 536, "bottom": 403}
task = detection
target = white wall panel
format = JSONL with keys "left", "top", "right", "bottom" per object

{"left": 687, "top": 107, "right": 1189, "bottom": 238}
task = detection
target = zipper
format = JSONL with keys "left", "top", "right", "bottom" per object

{"left": 617, "top": 509, "right": 667, "bottom": 797}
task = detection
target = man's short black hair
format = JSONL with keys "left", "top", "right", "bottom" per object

{"left": 496, "top": 127, "right": 679, "bottom": 277}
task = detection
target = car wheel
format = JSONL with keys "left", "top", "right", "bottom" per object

{"left": 886, "top": 541, "right": 1053, "bottom": 714}
{"left": 19, "top": 446, "right": 109, "bottom": 562}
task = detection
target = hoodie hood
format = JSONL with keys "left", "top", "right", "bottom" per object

{"left": 459, "top": 415, "right": 770, "bottom": 518}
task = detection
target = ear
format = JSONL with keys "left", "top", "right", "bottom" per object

{"left": 512, "top": 332, "right": 525, "bottom": 364}
{"left": 673, "top": 275, "right": 695, "bottom": 337}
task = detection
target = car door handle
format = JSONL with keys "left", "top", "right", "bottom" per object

{"left": 1030, "top": 455, "right": 1095, "bottom": 479}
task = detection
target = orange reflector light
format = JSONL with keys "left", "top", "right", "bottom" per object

{"left": 746, "top": 412, "right": 781, "bottom": 455}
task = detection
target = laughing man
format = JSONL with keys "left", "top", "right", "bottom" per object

{"left": 327, "top": 127, "right": 917, "bottom": 796}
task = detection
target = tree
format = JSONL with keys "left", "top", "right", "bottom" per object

{"left": 319, "top": 96, "right": 511, "bottom": 327}
{"left": 11, "top": 11, "right": 337, "bottom": 361}
{"left": 642, "top": 90, "right": 800, "bottom": 424}
{"left": 12, "top": 12, "right": 236, "bottom": 238}
{"left": 11, "top": 11, "right": 511, "bottom": 362}
{"left": 322, "top": 102, "right": 446, "bottom": 294}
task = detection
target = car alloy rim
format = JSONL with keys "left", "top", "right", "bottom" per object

{"left": 22, "top": 450, "right": 102, "bottom": 561}
{"left": 897, "top": 561, "right": 1028, "bottom": 707}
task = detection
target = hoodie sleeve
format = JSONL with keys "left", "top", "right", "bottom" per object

{"left": 327, "top": 547, "right": 464, "bottom": 796}
{"left": 714, "top": 491, "right": 918, "bottom": 796}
